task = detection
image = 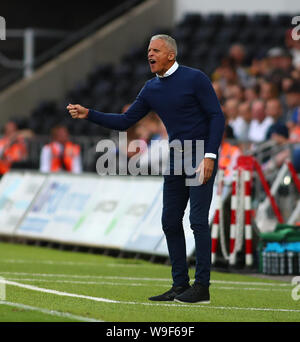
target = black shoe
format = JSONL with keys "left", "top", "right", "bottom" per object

{"left": 148, "top": 284, "right": 190, "bottom": 301}
{"left": 174, "top": 283, "right": 210, "bottom": 304}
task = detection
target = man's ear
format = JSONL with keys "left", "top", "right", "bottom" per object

{"left": 168, "top": 52, "right": 175, "bottom": 61}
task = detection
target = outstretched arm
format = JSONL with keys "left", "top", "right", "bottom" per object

{"left": 67, "top": 86, "right": 151, "bottom": 131}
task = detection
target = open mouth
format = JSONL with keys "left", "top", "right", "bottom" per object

{"left": 149, "top": 59, "right": 156, "bottom": 65}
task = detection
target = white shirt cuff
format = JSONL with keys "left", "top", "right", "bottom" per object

{"left": 204, "top": 153, "right": 217, "bottom": 159}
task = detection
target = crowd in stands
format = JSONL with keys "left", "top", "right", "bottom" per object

{"left": 0, "top": 13, "right": 299, "bottom": 180}
{"left": 211, "top": 38, "right": 300, "bottom": 177}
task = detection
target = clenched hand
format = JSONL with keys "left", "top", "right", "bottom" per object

{"left": 67, "top": 104, "right": 89, "bottom": 119}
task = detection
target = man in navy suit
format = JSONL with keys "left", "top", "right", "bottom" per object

{"left": 67, "top": 35, "right": 225, "bottom": 303}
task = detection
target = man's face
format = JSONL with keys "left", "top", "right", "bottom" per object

{"left": 266, "top": 99, "right": 282, "bottom": 119}
{"left": 286, "top": 92, "right": 300, "bottom": 108}
{"left": 238, "top": 102, "right": 252, "bottom": 123}
{"left": 4, "top": 121, "right": 17, "bottom": 136}
{"left": 54, "top": 127, "right": 69, "bottom": 145}
{"left": 252, "top": 101, "right": 266, "bottom": 121}
{"left": 148, "top": 39, "right": 175, "bottom": 76}
{"left": 224, "top": 99, "right": 239, "bottom": 119}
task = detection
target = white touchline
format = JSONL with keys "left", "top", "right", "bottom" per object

{"left": 0, "top": 279, "right": 118, "bottom": 303}
{"left": 0, "top": 272, "right": 173, "bottom": 282}
{"left": 1, "top": 259, "right": 159, "bottom": 268}
{"left": 0, "top": 279, "right": 299, "bottom": 314}
{"left": 4, "top": 277, "right": 165, "bottom": 288}
{"left": 3, "top": 277, "right": 291, "bottom": 292}
{"left": 0, "top": 300, "right": 103, "bottom": 322}
{"left": 0, "top": 272, "right": 292, "bottom": 287}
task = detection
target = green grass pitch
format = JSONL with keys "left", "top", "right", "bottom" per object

{"left": 0, "top": 242, "right": 299, "bottom": 322}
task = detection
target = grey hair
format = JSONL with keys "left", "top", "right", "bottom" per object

{"left": 150, "top": 34, "right": 177, "bottom": 58}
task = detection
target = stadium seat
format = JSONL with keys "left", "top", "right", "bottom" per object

{"left": 225, "top": 13, "right": 247, "bottom": 28}
{"left": 181, "top": 13, "right": 203, "bottom": 28}
{"left": 192, "top": 27, "right": 216, "bottom": 44}
{"left": 205, "top": 13, "right": 225, "bottom": 27}
{"left": 214, "top": 27, "right": 240, "bottom": 44}
{"left": 271, "top": 13, "right": 293, "bottom": 28}
{"left": 249, "top": 13, "right": 271, "bottom": 27}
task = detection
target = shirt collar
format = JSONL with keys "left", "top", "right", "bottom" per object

{"left": 156, "top": 61, "right": 179, "bottom": 78}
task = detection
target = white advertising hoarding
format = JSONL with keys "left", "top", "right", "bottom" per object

{"left": 0, "top": 172, "right": 46, "bottom": 235}
{"left": 17, "top": 174, "right": 98, "bottom": 242}
{"left": 8, "top": 172, "right": 223, "bottom": 258}
{"left": 69, "top": 176, "right": 164, "bottom": 249}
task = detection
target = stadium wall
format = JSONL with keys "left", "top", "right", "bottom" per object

{"left": 0, "top": 0, "right": 174, "bottom": 125}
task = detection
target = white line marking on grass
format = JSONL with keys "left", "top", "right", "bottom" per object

{"left": 1, "top": 259, "right": 101, "bottom": 266}
{"left": 0, "top": 300, "right": 103, "bottom": 322}
{"left": 0, "top": 272, "right": 171, "bottom": 282}
{"left": 3, "top": 278, "right": 291, "bottom": 293}
{"left": 212, "top": 286, "right": 289, "bottom": 292}
{"left": 5, "top": 277, "right": 163, "bottom": 288}
{"left": 1, "top": 259, "right": 157, "bottom": 268}
{"left": 0, "top": 272, "right": 292, "bottom": 287}
{"left": 212, "top": 280, "right": 291, "bottom": 287}
{"left": 140, "top": 302, "right": 300, "bottom": 313}
{"left": 0, "top": 279, "right": 118, "bottom": 303}
{"left": 0, "top": 279, "right": 299, "bottom": 315}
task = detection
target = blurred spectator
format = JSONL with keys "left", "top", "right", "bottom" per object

{"left": 114, "top": 104, "right": 147, "bottom": 173}
{"left": 265, "top": 47, "right": 293, "bottom": 89}
{"left": 219, "top": 125, "right": 242, "bottom": 183}
{"left": 285, "top": 29, "right": 300, "bottom": 69}
{"left": 244, "top": 84, "right": 259, "bottom": 102}
{"left": 228, "top": 44, "right": 246, "bottom": 66}
{"left": 285, "top": 80, "right": 300, "bottom": 109}
{"left": 237, "top": 101, "right": 252, "bottom": 141}
{"left": 224, "top": 98, "right": 240, "bottom": 139}
{"left": 212, "top": 57, "right": 239, "bottom": 90}
{"left": 249, "top": 55, "right": 271, "bottom": 79}
{"left": 224, "top": 83, "right": 244, "bottom": 101}
{"left": 287, "top": 107, "right": 300, "bottom": 142}
{"left": 265, "top": 98, "right": 285, "bottom": 139}
{"left": 137, "top": 112, "right": 162, "bottom": 141}
{"left": 259, "top": 80, "right": 279, "bottom": 101}
{"left": 284, "top": 80, "right": 300, "bottom": 123}
{"left": 0, "top": 121, "right": 28, "bottom": 176}
{"left": 262, "top": 123, "right": 296, "bottom": 173}
{"left": 118, "top": 104, "right": 155, "bottom": 158}
{"left": 40, "top": 125, "right": 82, "bottom": 173}
{"left": 212, "top": 81, "right": 225, "bottom": 104}
{"left": 248, "top": 99, "right": 274, "bottom": 143}
{"left": 116, "top": 104, "right": 166, "bottom": 174}
{"left": 288, "top": 107, "right": 300, "bottom": 172}
{"left": 228, "top": 43, "right": 255, "bottom": 88}
{"left": 225, "top": 97, "right": 252, "bottom": 142}
{"left": 281, "top": 76, "right": 294, "bottom": 93}
{"left": 139, "top": 119, "right": 169, "bottom": 175}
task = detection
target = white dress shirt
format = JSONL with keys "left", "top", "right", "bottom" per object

{"left": 248, "top": 117, "right": 274, "bottom": 143}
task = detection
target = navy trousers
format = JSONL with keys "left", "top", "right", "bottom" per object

{"left": 162, "top": 156, "right": 217, "bottom": 288}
